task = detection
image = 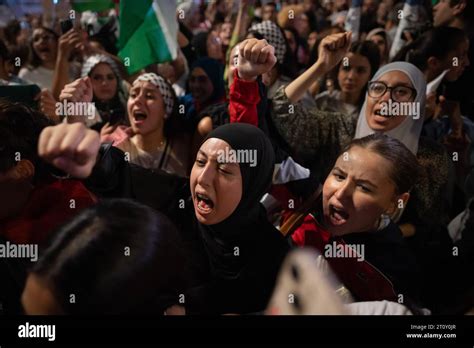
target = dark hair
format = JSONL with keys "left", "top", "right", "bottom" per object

{"left": 264, "top": 2, "right": 277, "bottom": 8}
{"left": 4, "top": 20, "right": 21, "bottom": 46}
{"left": 344, "top": 134, "right": 421, "bottom": 194}
{"left": 0, "top": 41, "right": 8, "bottom": 61}
{"left": 192, "top": 31, "right": 210, "bottom": 57}
{"left": 0, "top": 100, "right": 54, "bottom": 179}
{"left": 392, "top": 26, "right": 467, "bottom": 70}
{"left": 30, "top": 199, "right": 191, "bottom": 315}
{"left": 450, "top": 0, "right": 473, "bottom": 21}
{"left": 28, "top": 27, "right": 59, "bottom": 68}
{"left": 302, "top": 10, "right": 318, "bottom": 35}
{"left": 308, "top": 26, "right": 344, "bottom": 65}
{"left": 331, "top": 40, "right": 381, "bottom": 107}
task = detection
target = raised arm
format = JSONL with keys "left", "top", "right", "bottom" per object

{"left": 229, "top": 38, "right": 276, "bottom": 125}
{"left": 52, "top": 29, "right": 85, "bottom": 100}
{"left": 285, "top": 32, "right": 352, "bottom": 104}
{"left": 38, "top": 122, "right": 100, "bottom": 179}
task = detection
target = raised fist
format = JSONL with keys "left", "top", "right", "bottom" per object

{"left": 317, "top": 32, "right": 352, "bottom": 72}
{"left": 38, "top": 122, "right": 100, "bottom": 179}
{"left": 236, "top": 38, "right": 277, "bottom": 81}
{"left": 59, "top": 76, "right": 93, "bottom": 103}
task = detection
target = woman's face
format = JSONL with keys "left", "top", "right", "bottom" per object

{"left": 322, "top": 146, "right": 399, "bottom": 236}
{"left": 444, "top": 38, "right": 470, "bottom": 82}
{"left": 337, "top": 52, "right": 371, "bottom": 97}
{"left": 219, "top": 22, "right": 233, "bottom": 46}
{"left": 189, "top": 67, "right": 214, "bottom": 104}
{"left": 294, "top": 13, "right": 310, "bottom": 38}
{"left": 90, "top": 63, "right": 118, "bottom": 102}
{"left": 307, "top": 31, "right": 318, "bottom": 51}
{"left": 22, "top": 274, "right": 63, "bottom": 315}
{"left": 127, "top": 81, "right": 166, "bottom": 135}
{"left": 369, "top": 34, "right": 387, "bottom": 61}
{"left": 365, "top": 70, "right": 416, "bottom": 132}
{"left": 190, "top": 138, "right": 243, "bottom": 225}
{"left": 32, "top": 28, "right": 57, "bottom": 64}
{"left": 207, "top": 31, "right": 223, "bottom": 60}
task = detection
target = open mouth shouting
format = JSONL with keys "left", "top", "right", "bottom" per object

{"left": 195, "top": 191, "right": 215, "bottom": 216}
{"left": 327, "top": 204, "right": 349, "bottom": 226}
{"left": 36, "top": 46, "right": 51, "bottom": 58}
{"left": 132, "top": 109, "right": 148, "bottom": 125}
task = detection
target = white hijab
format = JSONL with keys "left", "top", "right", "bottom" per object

{"left": 354, "top": 62, "right": 426, "bottom": 154}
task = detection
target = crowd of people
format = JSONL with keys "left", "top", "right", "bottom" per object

{"left": 0, "top": 0, "right": 473, "bottom": 316}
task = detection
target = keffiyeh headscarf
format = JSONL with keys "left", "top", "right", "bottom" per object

{"left": 249, "top": 20, "right": 287, "bottom": 63}
{"left": 81, "top": 54, "right": 121, "bottom": 80}
{"left": 134, "top": 73, "right": 175, "bottom": 119}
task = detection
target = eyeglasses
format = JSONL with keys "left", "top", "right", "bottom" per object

{"left": 367, "top": 81, "right": 417, "bottom": 102}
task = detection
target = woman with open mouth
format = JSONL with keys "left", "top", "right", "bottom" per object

{"left": 291, "top": 134, "right": 422, "bottom": 306}
{"left": 178, "top": 123, "right": 290, "bottom": 314}
{"left": 19, "top": 27, "right": 59, "bottom": 91}
{"left": 100, "top": 72, "right": 192, "bottom": 178}
{"left": 38, "top": 121, "right": 290, "bottom": 314}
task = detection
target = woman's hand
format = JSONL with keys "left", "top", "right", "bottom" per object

{"left": 59, "top": 77, "right": 94, "bottom": 103}
{"left": 284, "top": 31, "right": 351, "bottom": 103}
{"left": 57, "top": 29, "right": 84, "bottom": 60}
{"left": 38, "top": 123, "right": 100, "bottom": 179}
{"left": 316, "top": 32, "right": 352, "bottom": 73}
{"left": 236, "top": 38, "right": 277, "bottom": 81}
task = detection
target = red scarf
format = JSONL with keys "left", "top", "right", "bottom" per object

{"left": 292, "top": 214, "right": 398, "bottom": 302}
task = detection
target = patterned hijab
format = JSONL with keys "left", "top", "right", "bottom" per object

{"left": 249, "top": 20, "right": 287, "bottom": 63}
{"left": 133, "top": 73, "right": 175, "bottom": 119}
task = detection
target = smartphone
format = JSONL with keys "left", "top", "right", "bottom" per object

{"left": 60, "top": 19, "right": 73, "bottom": 34}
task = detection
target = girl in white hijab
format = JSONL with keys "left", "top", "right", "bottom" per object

{"left": 354, "top": 61, "right": 427, "bottom": 154}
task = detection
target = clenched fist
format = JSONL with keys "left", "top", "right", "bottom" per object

{"left": 317, "top": 32, "right": 352, "bottom": 72}
{"left": 236, "top": 38, "right": 277, "bottom": 81}
{"left": 59, "top": 77, "right": 93, "bottom": 103}
{"left": 38, "top": 123, "right": 100, "bottom": 178}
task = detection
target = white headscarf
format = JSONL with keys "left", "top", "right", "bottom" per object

{"left": 354, "top": 62, "right": 426, "bottom": 154}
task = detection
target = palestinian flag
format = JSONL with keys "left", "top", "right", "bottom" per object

{"left": 118, "top": 0, "right": 178, "bottom": 74}
{"left": 71, "top": 0, "right": 115, "bottom": 13}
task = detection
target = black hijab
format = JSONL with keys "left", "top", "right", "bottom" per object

{"left": 188, "top": 123, "right": 289, "bottom": 314}
{"left": 202, "top": 122, "right": 275, "bottom": 234}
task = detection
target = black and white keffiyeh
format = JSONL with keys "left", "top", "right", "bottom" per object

{"left": 134, "top": 73, "right": 175, "bottom": 119}
{"left": 81, "top": 54, "right": 121, "bottom": 80}
{"left": 249, "top": 20, "right": 287, "bottom": 63}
